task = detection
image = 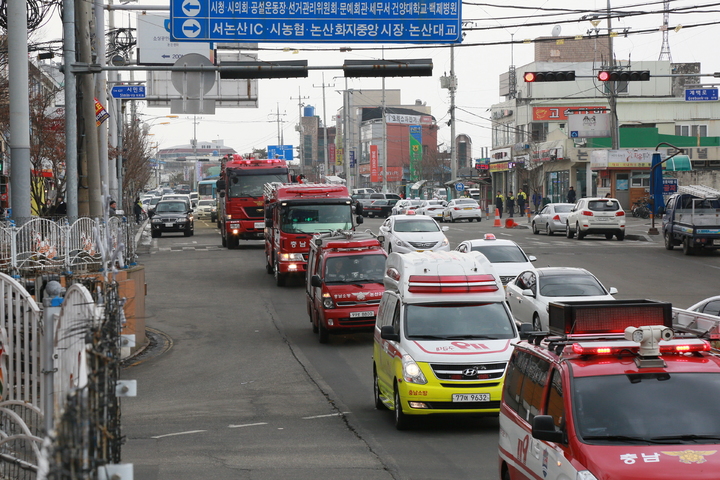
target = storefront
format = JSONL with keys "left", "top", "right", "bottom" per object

{"left": 590, "top": 149, "right": 653, "bottom": 210}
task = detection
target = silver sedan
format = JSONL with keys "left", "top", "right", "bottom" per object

{"left": 531, "top": 203, "right": 574, "bottom": 235}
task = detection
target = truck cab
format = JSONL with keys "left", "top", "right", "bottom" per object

{"left": 306, "top": 231, "right": 387, "bottom": 343}
{"left": 660, "top": 185, "right": 720, "bottom": 255}
{"left": 373, "top": 251, "right": 522, "bottom": 430}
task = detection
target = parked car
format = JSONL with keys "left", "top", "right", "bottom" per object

{"left": 687, "top": 296, "right": 720, "bottom": 317}
{"left": 415, "top": 200, "right": 447, "bottom": 220}
{"left": 455, "top": 234, "right": 536, "bottom": 286}
{"left": 566, "top": 197, "right": 626, "bottom": 240}
{"left": 150, "top": 200, "right": 194, "bottom": 238}
{"left": 364, "top": 199, "right": 398, "bottom": 218}
{"left": 352, "top": 194, "right": 376, "bottom": 216}
{"left": 442, "top": 198, "right": 482, "bottom": 222}
{"left": 195, "top": 198, "right": 218, "bottom": 222}
{"left": 531, "top": 203, "right": 574, "bottom": 235}
{"left": 391, "top": 199, "right": 424, "bottom": 216}
{"left": 505, "top": 267, "right": 618, "bottom": 331}
{"left": 378, "top": 214, "right": 450, "bottom": 254}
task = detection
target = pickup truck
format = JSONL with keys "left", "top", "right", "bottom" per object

{"left": 660, "top": 185, "right": 720, "bottom": 255}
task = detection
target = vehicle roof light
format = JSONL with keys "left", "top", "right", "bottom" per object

{"left": 408, "top": 274, "right": 498, "bottom": 293}
{"left": 549, "top": 300, "right": 672, "bottom": 335}
{"left": 484, "top": 233, "right": 496, "bottom": 240}
{"left": 386, "top": 267, "right": 401, "bottom": 281}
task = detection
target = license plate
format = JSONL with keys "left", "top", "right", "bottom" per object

{"left": 595, "top": 217, "right": 609, "bottom": 222}
{"left": 464, "top": 207, "right": 473, "bottom": 210}
{"left": 416, "top": 250, "right": 425, "bottom": 253}
{"left": 254, "top": 222, "right": 264, "bottom": 229}
{"left": 164, "top": 223, "right": 174, "bottom": 227}
{"left": 350, "top": 311, "right": 375, "bottom": 318}
{"left": 452, "top": 393, "right": 490, "bottom": 402}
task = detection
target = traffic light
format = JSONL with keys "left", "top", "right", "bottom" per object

{"left": 597, "top": 70, "right": 650, "bottom": 81}
{"left": 343, "top": 59, "right": 433, "bottom": 78}
{"left": 523, "top": 71, "right": 575, "bottom": 82}
{"left": 219, "top": 60, "right": 308, "bottom": 79}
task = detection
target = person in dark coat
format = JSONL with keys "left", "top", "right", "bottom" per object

{"left": 494, "top": 191, "right": 504, "bottom": 218}
{"left": 55, "top": 197, "right": 67, "bottom": 215}
{"left": 133, "top": 198, "right": 144, "bottom": 223}
{"left": 567, "top": 186, "right": 577, "bottom": 203}
{"left": 532, "top": 191, "right": 542, "bottom": 213}
{"left": 517, "top": 189, "right": 527, "bottom": 216}
{"left": 506, "top": 191, "right": 516, "bottom": 217}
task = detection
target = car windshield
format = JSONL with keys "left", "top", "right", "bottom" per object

{"left": 324, "top": 254, "right": 385, "bottom": 284}
{"left": 149, "top": 197, "right": 160, "bottom": 205}
{"left": 588, "top": 200, "right": 620, "bottom": 211}
{"left": 539, "top": 275, "right": 606, "bottom": 296}
{"left": 574, "top": 372, "right": 720, "bottom": 444}
{"left": 554, "top": 205, "right": 573, "bottom": 213}
{"left": 227, "top": 171, "right": 288, "bottom": 197}
{"left": 471, "top": 245, "right": 527, "bottom": 263}
{"left": 155, "top": 202, "right": 187, "bottom": 213}
{"left": 394, "top": 219, "right": 440, "bottom": 233}
{"left": 405, "top": 303, "right": 515, "bottom": 339}
{"left": 198, "top": 200, "right": 214, "bottom": 206}
{"left": 280, "top": 204, "right": 352, "bottom": 234}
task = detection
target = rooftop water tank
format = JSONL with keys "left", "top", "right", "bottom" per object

{"left": 303, "top": 105, "right": 315, "bottom": 117}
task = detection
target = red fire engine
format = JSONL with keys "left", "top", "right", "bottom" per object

{"left": 216, "top": 156, "right": 290, "bottom": 249}
{"left": 263, "top": 182, "right": 362, "bottom": 286}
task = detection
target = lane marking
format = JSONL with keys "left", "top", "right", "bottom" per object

{"left": 228, "top": 422, "right": 268, "bottom": 429}
{"left": 302, "top": 412, "right": 349, "bottom": 420}
{"left": 151, "top": 429, "right": 206, "bottom": 439}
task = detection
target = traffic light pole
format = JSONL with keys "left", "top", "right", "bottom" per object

{"left": 606, "top": 0, "right": 620, "bottom": 150}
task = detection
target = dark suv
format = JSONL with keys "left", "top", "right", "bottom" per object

{"left": 150, "top": 200, "right": 194, "bottom": 238}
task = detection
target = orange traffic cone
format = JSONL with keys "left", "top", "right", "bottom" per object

{"left": 505, "top": 218, "right": 520, "bottom": 228}
{"left": 493, "top": 208, "right": 502, "bottom": 227}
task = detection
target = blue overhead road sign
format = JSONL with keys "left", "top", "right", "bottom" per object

{"left": 111, "top": 85, "right": 146, "bottom": 99}
{"left": 170, "top": 0, "right": 461, "bottom": 43}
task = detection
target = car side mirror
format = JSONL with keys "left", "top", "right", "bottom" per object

{"left": 522, "top": 289, "right": 535, "bottom": 297}
{"left": 528, "top": 255, "right": 537, "bottom": 262}
{"left": 441, "top": 226, "right": 449, "bottom": 231}
{"left": 355, "top": 204, "right": 364, "bottom": 215}
{"left": 380, "top": 325, "right": 400, "bottom": 342}
{"left": 216, "top": 179, "right": 226, "bottom": 190}
{"left": 609, "top": 287, "right": 618, "bottom": 295}
{"left": 532, "top": 415, "right": 564, "bottom": 444}
{"left": 265, "top": 218, "right": 272, "bottom": 227}
{"left": 311, "top": 275, "right": 322, "bottom": 288}
{"left": 518, "top": 322, "right": 534, "bottom": 340}
{"left": 356, "top": 215, "right": 364, "bottom": 225}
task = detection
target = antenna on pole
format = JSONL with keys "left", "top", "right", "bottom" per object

{"left": 658, "top": 0, "right": 673, "bottom": 62}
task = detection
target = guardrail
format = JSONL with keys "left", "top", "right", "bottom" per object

{"left": 0, "top": 216, "right": 139, "bottom": 276}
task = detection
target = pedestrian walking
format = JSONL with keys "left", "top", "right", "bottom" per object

{"left": 517, "top": 189, "right": 527, "bottom": 216}
{"left": 109, "top": 200, "right": 117, "bottom": 216}
{"left": 532, "top": 191, "right": 542, "bottom": 213}
{"left": 567, "top": 186, "right": 577, "bottom": 204}
{"left": 506, "top": 191, "right": 516, "bottom": 217}
{"left": 55, "top": 196, "right": 67, "bottom": 215}
{"left": 494, "top": 191, "right": 504, "bottom": 218}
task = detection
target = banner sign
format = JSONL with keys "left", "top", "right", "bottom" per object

{"left": 328, "top": 143, "right": 336, "bottom": 166}
{"left": 533, "top": 106, "right": 606, "bottom": 122}
{"left": 335, "top": 147, "right": 343, "bottom": 166}
{"left": 95, "top": 99, "right": 110, "bottom": 126}
{"left": 370, "top": 145, "right": 379, "bottom": 182}
{"left": 409, "top": 125, "right": 422, "bottom": 181}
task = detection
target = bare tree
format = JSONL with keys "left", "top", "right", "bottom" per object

{"left": 116, "top": 120, "right": 153, "bottom": 212}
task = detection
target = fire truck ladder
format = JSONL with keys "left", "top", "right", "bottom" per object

{"left": 677, "top": 185, "right": 720, "bottom": 198}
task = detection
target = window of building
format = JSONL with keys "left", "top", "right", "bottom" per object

{"left": 675, "top": 125, "right": 708, "bottom": 137}
{"left": 631, "top": 172, "right": 650, "bottom": 187}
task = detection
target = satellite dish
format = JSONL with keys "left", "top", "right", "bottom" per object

{"left": 551, "top": 25, "right": 562, "bottom": 37}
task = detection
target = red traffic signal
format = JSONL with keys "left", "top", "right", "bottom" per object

{"left": 523, "top": 71, "right": 576, "bottom": 82}
{"left": 597, "top": 70, "right": 650, "bottom": 81}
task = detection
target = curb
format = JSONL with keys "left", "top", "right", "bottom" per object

{"left": 121, "top": 327, "right": 173, "bottom": 368}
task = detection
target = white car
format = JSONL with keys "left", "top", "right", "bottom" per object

{"left": 455, "top": 234, "right": 536, "bottom": 286}
{"left": 415, "top": 200, "right": 446, "bottom": 220}
{"left": 442, "top": 198, "right": 482, "bottom": 222}
{"left": 195, "top": 199, "right": 217, "bottom": 221}
{"left": 505, "top": 267, "right": 618, "bottom": 331}
{"left": 531, "top": 203, "right": 574, "bottom": 235}
{"left": 566, "top": 197, "right": 626, "bottom": 241}
{"left": 378, "top": 214, "right": 450, "bottom": 254}
{"left": 391, "top": 199, "right": 423, "bottom": 216}
{"left": 687, "top": 296, "right": 720, "bottom": 317}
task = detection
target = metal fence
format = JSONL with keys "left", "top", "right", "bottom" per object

{"left": 0, "top": 271, "right": 127, "bottom": 479}
{"left": 0, "top": 216, "right": 139, "bottom": 276}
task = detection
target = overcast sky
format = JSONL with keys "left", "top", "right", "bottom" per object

{"left": 39, "top": 0, "right": 720, "bottom": 156}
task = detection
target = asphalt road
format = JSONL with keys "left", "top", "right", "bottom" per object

{"left": 122, "top": 215, "right": 720, "bottom": 480}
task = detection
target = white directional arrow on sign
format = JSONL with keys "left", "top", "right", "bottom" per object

{"left": 181, "top": 0, "right": 201, "bottom": 16}
{"left": 182, "top": 19, "right": 201, "bottom": 38}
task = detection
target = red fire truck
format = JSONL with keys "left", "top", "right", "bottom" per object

{"left": 216, "top": 156, "right": 290, "bottom": 249}
{"left": 264, "top": 182, "right": 363, "bottom": 286}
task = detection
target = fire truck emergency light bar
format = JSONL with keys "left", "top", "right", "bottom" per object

{"left": 548, "top": 299, "right": 672, "bottom": 336}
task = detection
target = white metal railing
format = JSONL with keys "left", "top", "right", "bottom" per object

{"left": 0, "top": 216, "right": 138, "bottom": 275}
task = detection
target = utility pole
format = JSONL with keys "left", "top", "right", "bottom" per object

{"left": 607, "top": 0, "right": 619, "bottom": 150}
{"left": 291, "top": 88, "right": 309, "bottom": 172}
{"left": 313, "top": 75, "right": 334, "bottom": 182}
{"left": 269, "top": 103, "right": 287, "bottom": 148}
{"left": 63, "top": 0, "right": 78, "bottom": 222}
{"left": 449, "top": 45, "right": 458, "bottom": 198}
{"left": 94, "top": 0, "right": 109, "bottom": 202}
{"left": 382, "top": 77, "right": 388, "bottom": 194}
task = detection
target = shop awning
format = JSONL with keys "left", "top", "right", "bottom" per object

{"left": 410, "top": 180, "right": 427, "bottom": 190}
{"left": 665, "top": 155, "right": 692, "bottom": 172}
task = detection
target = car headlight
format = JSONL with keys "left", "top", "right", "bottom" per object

{"left": 401, "top": 354, "right": 427, "bottom": 384}
{"left": 440, "top": 238, "right": 449, "bottom": 246}
{"left": 152, "top": 218, "right": 162, "bottom": 223}
{"left": 322, "top": 293, "right": 334, "bottom": 309}
{"left": 280, "top": 252, "right": 304, "bottom": 261}
{"left": 576, "top": 472, "right": 598, "bottom": 480}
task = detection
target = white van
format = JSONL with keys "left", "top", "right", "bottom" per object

{"left": 373, "top": 251, "right": 525, "bottom": 430}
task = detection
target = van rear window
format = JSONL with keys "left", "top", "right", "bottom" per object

{"left": 588, "top": 200, "right": 620, "bottom": 211}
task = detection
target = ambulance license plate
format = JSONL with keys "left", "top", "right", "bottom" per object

{"left": 254, "top": 222, "right": 264, "bottom": 229}
{"left": 350, "top": 311, "right": 374, "bottom": 318}
{"left": 452, "top": 393, "right": 490, "bottom": 402}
